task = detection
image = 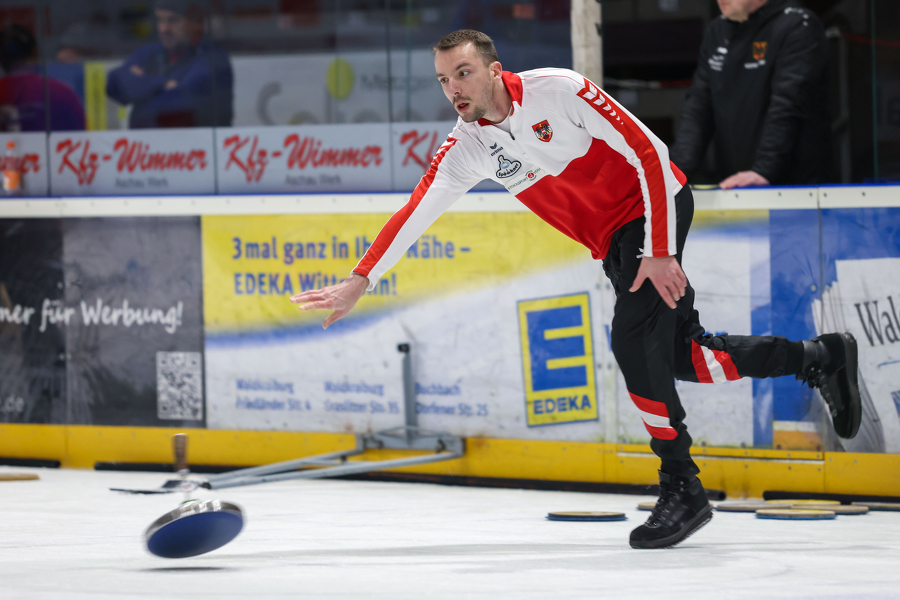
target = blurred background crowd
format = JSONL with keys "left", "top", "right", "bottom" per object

{"left": 0, "top": 0, "right": 896, "bottom": 186}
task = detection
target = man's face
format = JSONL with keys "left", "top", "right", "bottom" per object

{"left": 156, "top": 9, "right": 188, "bottom": 49}
{"left": 717, "top": 0, "right": 767, "bottom": 22}
{"left": 435, "top": 43, "right": 498, "bottom": 123}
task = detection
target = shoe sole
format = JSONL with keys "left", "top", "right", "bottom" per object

{"left": 630, "top": 505, "right": 713, "bottom": 549}
{"left": 833, "top": 333, "right": 861, "bottom": 439}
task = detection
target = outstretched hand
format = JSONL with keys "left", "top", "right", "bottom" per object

{"left": 290, "top": 272, "right": 369, "bottom": 328}
{"left": 629, "top": 255, "right": 687, "bottom": 309}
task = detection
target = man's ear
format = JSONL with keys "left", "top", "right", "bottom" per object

{"left": 491, "top": 61, "right": 503, "bottom": 79}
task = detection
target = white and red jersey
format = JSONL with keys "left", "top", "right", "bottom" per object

{"left": 353, "top": 68, "right": 686, "bottom": 289}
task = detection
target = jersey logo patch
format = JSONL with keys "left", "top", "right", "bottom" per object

{"left": 495, "top": 155, "right": 521, "bottom": 178}
{"left": 752, "top": 41, "right": 767, "bottom": 61}
{"left": 532, "top": 120, "right": 553, "bottom": 142}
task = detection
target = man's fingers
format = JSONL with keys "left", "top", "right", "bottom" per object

{"left": 298, "top": 299, "right": 332, "bottom": 310}
{"left": 290, "top": 290, "right": 327, "bottom": 304}
{"left": 629, "top": 272, "right": 647, "bottom": 293}
{"left": 322, "top": 309, "right": 345, "bottom": 329}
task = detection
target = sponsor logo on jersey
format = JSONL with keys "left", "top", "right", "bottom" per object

{"left": 532, "top": 120, "right": 553, "bottom": 142}
{"left": 495, "top": 155, "right": 521, "bottom": 178}
{"left": 752, "top": 41, "right": 767, "bottom": 61}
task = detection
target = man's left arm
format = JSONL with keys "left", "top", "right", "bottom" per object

{"left": 749, "top": 13, "right": 828, "bottom": 184}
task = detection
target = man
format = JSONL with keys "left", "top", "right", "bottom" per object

{"left": 106, "top": 0, "right": 233, "bottom": 129}
{"left": 0, "top": 24, "right": 85, "bottom": 132}
{"left": 290, "top": 30, "right": 860, "bottom": 549}
{"left": 670, "top": 0, "right": 832, "bottom": 189}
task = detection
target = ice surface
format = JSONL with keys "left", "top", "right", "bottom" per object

{"left": 1, "top": 467, "right": 899, "bottom": 600}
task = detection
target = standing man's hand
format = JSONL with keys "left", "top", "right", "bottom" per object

{"left": 719, "top": 170, "right": 769, "bottom": 190}
{"left": 629, "top": 255, "right": 687, "bottom": 309}
{"left": 130, "top": 65, "right": 145, "bottom": 77}
{"left": 290, "top": 272, "right": 369, "bottom": 329}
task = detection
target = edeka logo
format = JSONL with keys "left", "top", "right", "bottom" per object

{"left": 517, "top": 293, "right": 599, "bottom": 427}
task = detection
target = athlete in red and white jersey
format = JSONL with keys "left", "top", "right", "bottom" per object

{"left": 354, "top": 67, "right": 687, "bottom": 289}
{"left": 291, "top": 29, "right": 861, "bottom": 551}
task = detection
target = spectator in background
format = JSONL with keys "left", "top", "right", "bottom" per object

{"left": 670, "top": 0, "right": 832, "bottom": 189}
{"left": 0, "top": 24, "right": 85, "bottom": 132}
{"left": 106, "top": 0, "right": 232, "bottom": 129}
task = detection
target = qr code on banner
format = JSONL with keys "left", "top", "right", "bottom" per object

{"left": 156, "top": 352, "right": 203, "bottom": 420}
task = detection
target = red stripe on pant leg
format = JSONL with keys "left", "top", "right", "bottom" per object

{"left": 628, "top": 391, "right": 669, "bottom": 418}
{"left": 643, "top": 422, "right": 678, "bottom": 440}
{"left": 691, "top": 340, "right": 714, "bottom": 383}
{"left": 712, "top": 349, "right": 740, "bottom": 380}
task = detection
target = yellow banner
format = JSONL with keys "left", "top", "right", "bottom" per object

{"left": 518, "top": 293, "right": 598, "bottom": 426}
{"left": 83, "top": 61, "right": 108, "bottom": 131}
{"left": 202, "top": 213, "right": 589, "bottom": 333}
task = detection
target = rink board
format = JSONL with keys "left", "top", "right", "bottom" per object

{"left": 1, "top": 186, "right": 899, "bottom": 496}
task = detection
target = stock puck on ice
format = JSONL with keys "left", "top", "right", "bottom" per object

{"left": 852, "top": 501, "right": 900, "bottom": 511}
{"left": 755, "top": 508, "right": 836, "bottom": 520}
{"left": 0, "top": 473, "right": 39, "bottom": 481}
{"left": 145, "top": 499, "right": 244, "bottom": 558}
{"left": 715, "top": 502, "right": 770, "bottom": 512}
{"left": 546, "top": 511, "right": 627, "bottom": 522}
{"left": 637, "top": 501, "right": 656, "bottom": 511}
{"left": 767, "top": 499, "right": 839, "bottom": 506}
{"left": 790, "top": 504, "right": 868, "bottom": 515}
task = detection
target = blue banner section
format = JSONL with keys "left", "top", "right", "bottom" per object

{"left": 769, "top": 209, "right": 820, "bottom": 423}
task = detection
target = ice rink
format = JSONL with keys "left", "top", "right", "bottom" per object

{"left": 2, "top": 466, "right": 899, "bottom": 600}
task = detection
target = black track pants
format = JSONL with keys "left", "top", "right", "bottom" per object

{"left": 601, "top": 186, "right": 804, "bottom": 478}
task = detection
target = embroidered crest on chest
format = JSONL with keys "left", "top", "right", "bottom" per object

{"left": 532, "top": 120, "right": 553, "bottom": 142}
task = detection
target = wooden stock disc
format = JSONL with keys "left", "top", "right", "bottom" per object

{"left": 852, "top": 502, "right": 900, "bottom": 512}
{"left": 715, "top": 501, "right": 770, "bottom": 512}
{"left": 0, "top": 473, "right": 39, "bottom": 481}
{"left": 791, "top": 504, "right": 868, "bottom": 515}
{"left": 756, "top": 508, "right": 836, "bottom": 520}
{"left": 546, "top": 511, "right": 627, "bottom": 522}
{"left": 637, "top": 501, "right": 657, "bottom": 511}
{"left": 766, "top": 499, "right": 839, "bottom": 506}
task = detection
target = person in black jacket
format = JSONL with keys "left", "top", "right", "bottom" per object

{"left": 670, "top": 0, "right": 832, "bottom": 189}
{"left": 106, "top": 0, "right": 233, "bottom": 129}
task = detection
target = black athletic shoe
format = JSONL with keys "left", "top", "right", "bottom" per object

{"left": 797, "top": 332, "right": 861, "bottom": 439}
{"left": 630, "top": 471, "right": 713, "bottom": 549}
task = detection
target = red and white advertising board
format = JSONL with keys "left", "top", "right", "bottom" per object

{"left": 390, "top": 121, "right": 456, "bottom": 191}
{"left": 0, "top": 132, "right": 49, "bottom": 197}
{"left": 215, "top": 124, "right": 391, "bottom": 193}
{"left": 48, "top": 128, "right": 215, "bottom": 196}
{"left": 215, "top": 121, "right": 457, "bottom": 194}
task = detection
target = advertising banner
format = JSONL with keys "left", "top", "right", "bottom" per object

{"left": 0, "top": 133, "right": 49, "bottom": 197}
{"left": 215, "top": 121, "right": 456, "bottom": 194}
{"left": 48, "top": 129, "right": 215, "bottom": 196}
{"left": 62, "top": 217, "right": 205, "bottom": 426}
{"left": 201, "top": 211, "right": 607, "bottom": 440}
{"left": 0, "top": 220, "right": 66, "bottom": 424}
{"left": 231, "top": 50, "right": 454, "bottom": 128}
{"left": 202, "top": 209, "right": 771, "bottom": 445}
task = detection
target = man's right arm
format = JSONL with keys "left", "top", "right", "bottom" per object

{"left": 670, "top": 27, "right": 716, "bottom": 179}
{"left": 291, "top": 129, "right": 484, "bottom": 326}
{"left": 106, "top": 46, "right": 168, "bottom": 105}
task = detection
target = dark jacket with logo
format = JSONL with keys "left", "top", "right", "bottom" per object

{"left": 670, "top": 0, "right": 832, "bottom": 185}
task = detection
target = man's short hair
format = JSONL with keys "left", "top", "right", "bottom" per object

{"left": 0, "top": 24, "right": 37, "bottom": 73}
{"left": 432, "top": 30, "right": 498, "bottom": 66}
{"left": 155, "top": 0, "right": 205, "bottom": 22}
